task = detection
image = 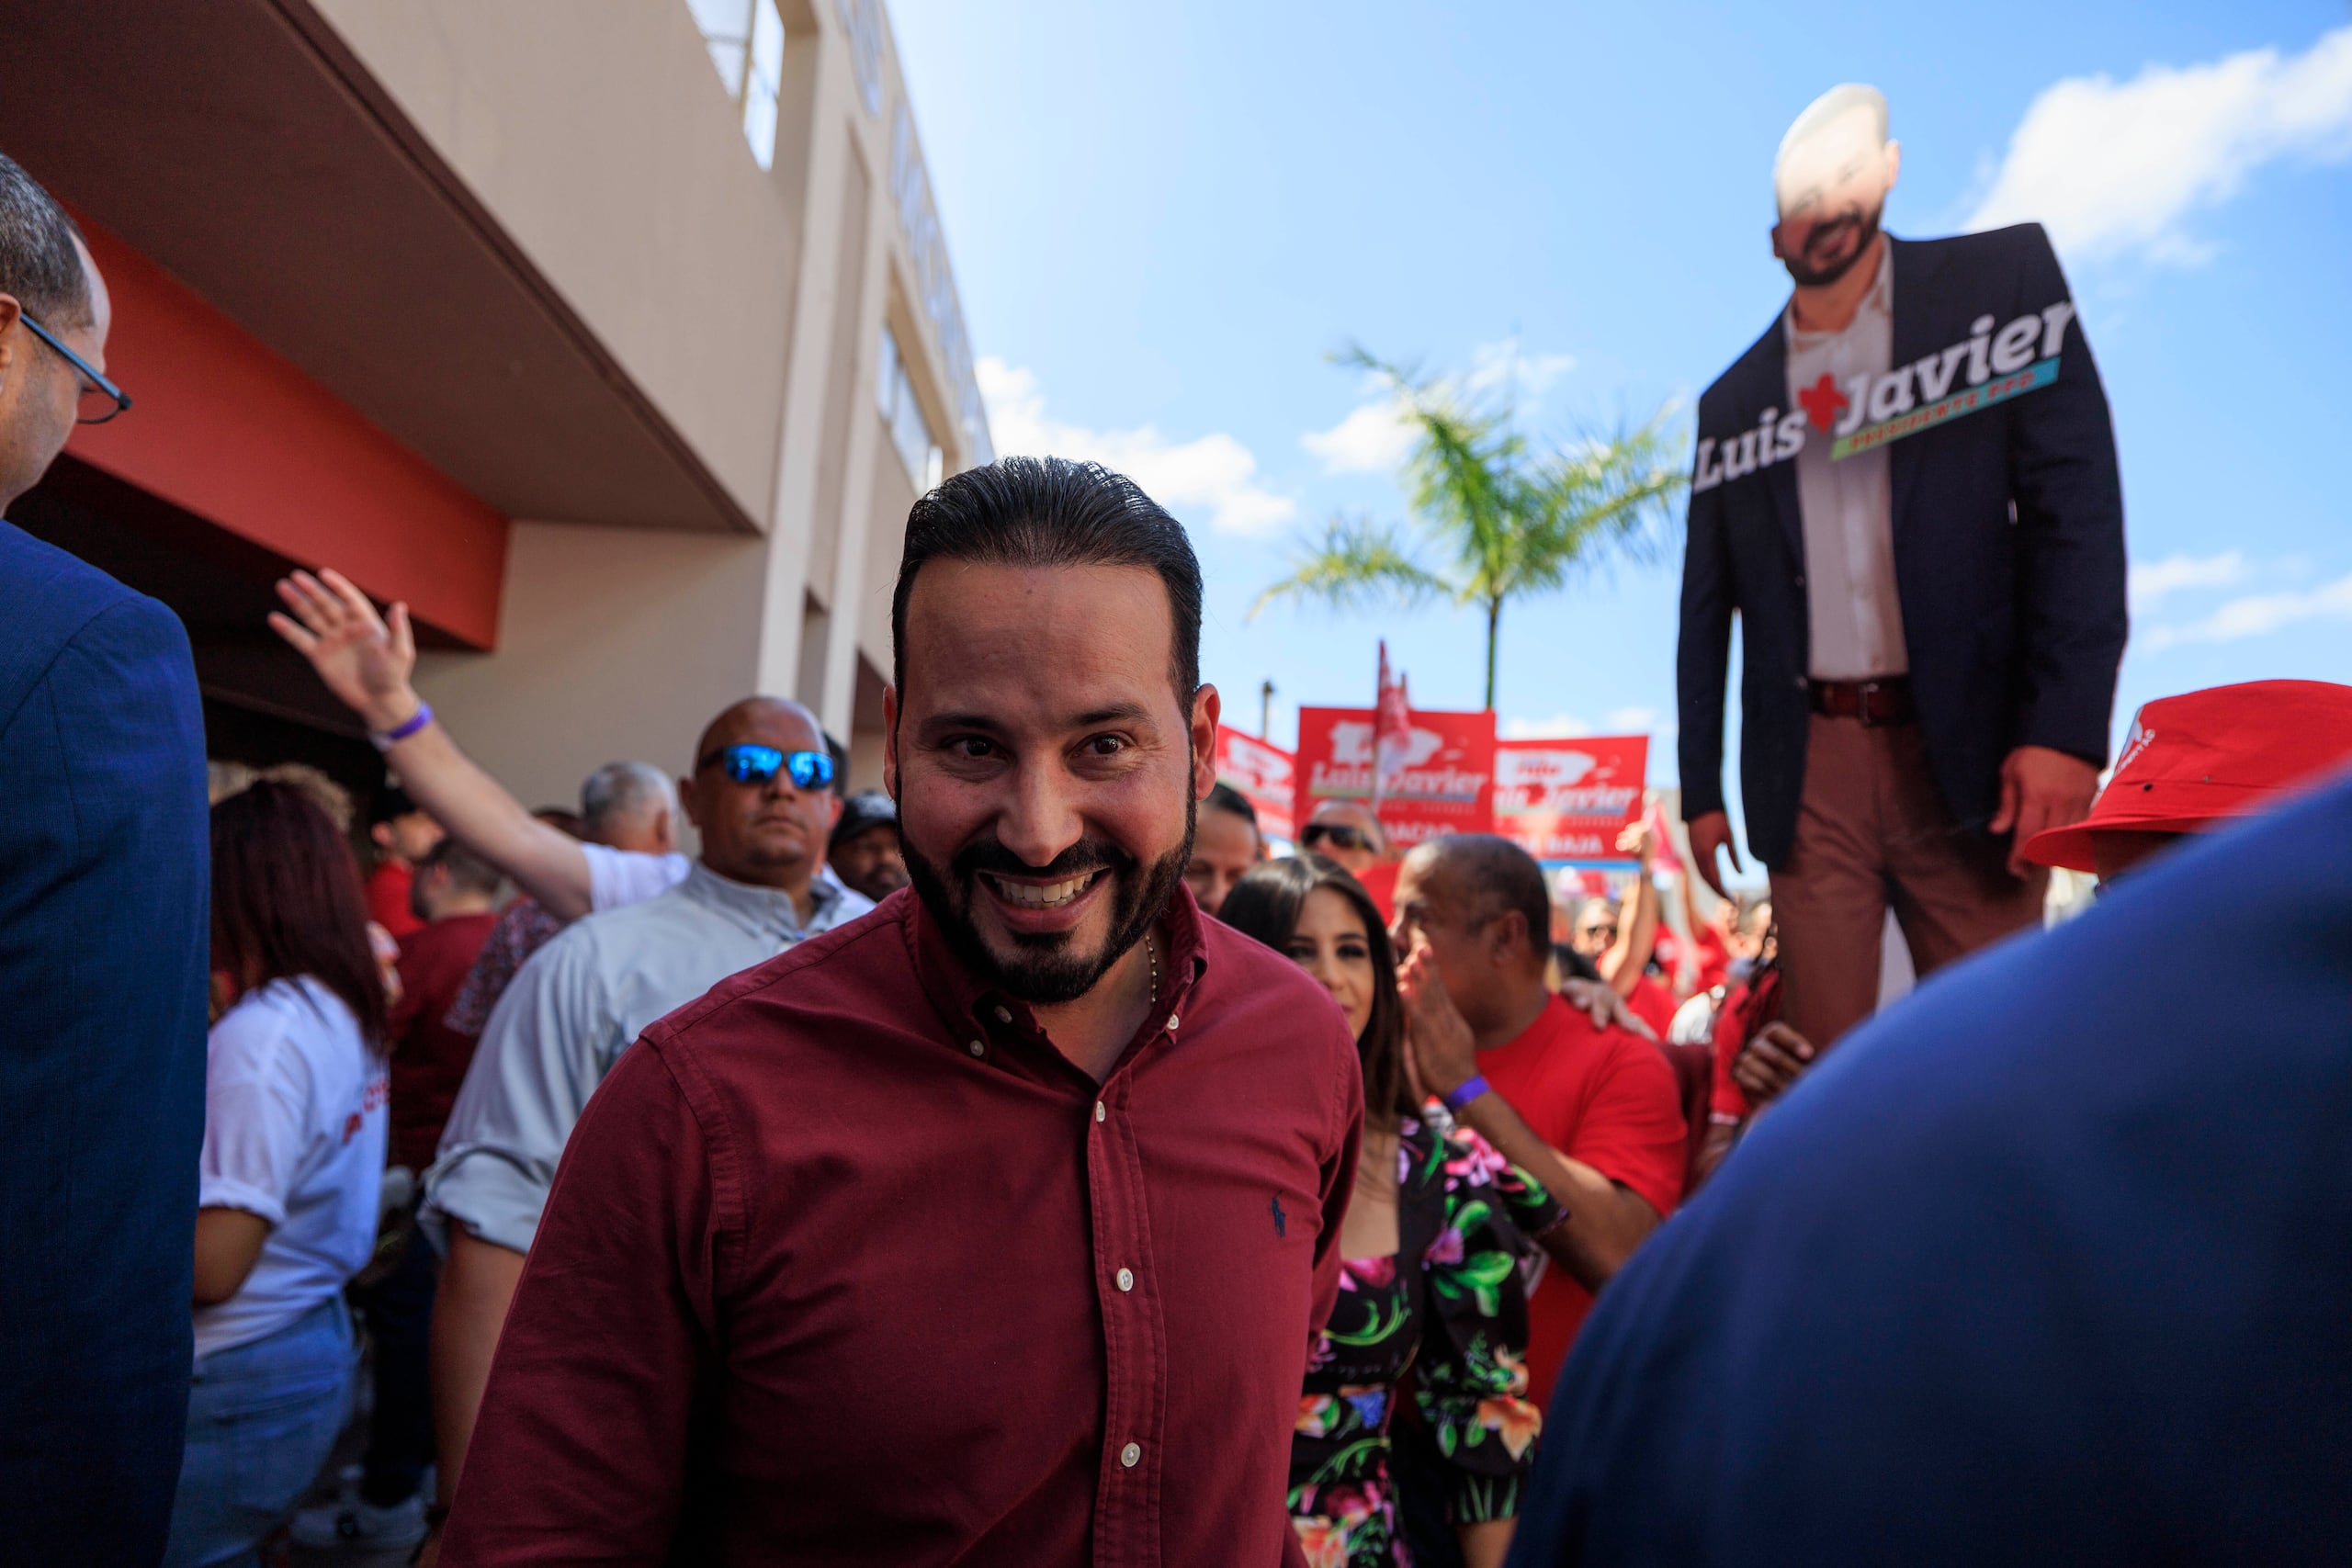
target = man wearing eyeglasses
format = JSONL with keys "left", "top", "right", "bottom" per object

{"left": 410, "top": 694, "right": 869, "bottom": 1558}
{"left": 0, "top": 152, "right": 205, "bottom": 1567}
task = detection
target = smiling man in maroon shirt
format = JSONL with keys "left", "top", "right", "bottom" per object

{"left": 439, "top": 457, "right": 1363, "bottom": 1567}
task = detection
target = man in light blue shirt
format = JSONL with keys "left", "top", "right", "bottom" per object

{"left": 414, "top": 695, "right": 872, "bottom": 1540}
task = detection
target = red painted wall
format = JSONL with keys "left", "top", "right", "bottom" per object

{"left": 63, "top": 220, "right": 506, "bottom": 649}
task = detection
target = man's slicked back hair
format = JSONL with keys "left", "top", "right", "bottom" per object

{"left": 0, "top": 152, "right": 88, "bottom": 324}
{"left": 891, "top": 456, "right": 1204, "bottom": 710}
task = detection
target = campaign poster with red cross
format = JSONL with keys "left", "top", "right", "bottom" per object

{"left": 1493, "top": 735, "right": 1648, "bottom": 864}
{"left": 1214, "top": 728, "right": 1297, "bottom": 843}
{"left": 1293, "top": 706, "right": 1496, "bottom": 848}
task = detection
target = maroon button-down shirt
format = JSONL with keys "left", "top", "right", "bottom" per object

{"left": 439, "top": 885, "right": 1363, "bottom": 1567}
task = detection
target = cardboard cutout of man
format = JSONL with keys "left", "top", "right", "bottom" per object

{"left": 1677, "top": 84, "right": 2127, "bottom": 1051}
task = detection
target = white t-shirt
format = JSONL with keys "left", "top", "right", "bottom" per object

{"left": 195, "top": 977, "right": 389, "bottom": 1361}
{"left": 581, "top": 842, "right": 692, "bottom": 914}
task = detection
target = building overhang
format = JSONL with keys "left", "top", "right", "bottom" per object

{"left": 0, "top": 0, "right": 759, "bottom": 543}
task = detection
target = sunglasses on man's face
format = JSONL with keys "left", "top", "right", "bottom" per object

{"left": 1301, "top": 823, "right": 1370, "bottom": 852}
{"left": 697, "top": 744, "right": 834, "bottom": 791}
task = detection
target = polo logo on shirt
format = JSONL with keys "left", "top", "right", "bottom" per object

{"left": 1270, "top": 1193, "right": 1287, "bottom": 1239}
{"left": 343, "top": 1111, "right": 364, "bottom": 1146}
{"left": 1690, "top": 299, "right": 2076, "bottom": 491}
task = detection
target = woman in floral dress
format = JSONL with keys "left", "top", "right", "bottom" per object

{"left": 1222, "top": 856, "right": 1563, "bottom": 1568}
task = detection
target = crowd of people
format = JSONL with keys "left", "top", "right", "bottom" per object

{"left": 6, "top": 84, "right": 2352, "bottom": 1568}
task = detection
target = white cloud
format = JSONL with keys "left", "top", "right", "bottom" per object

{"left": 2139, "top": 570, "right": 2352, "bottom": 651}
{"left": 2128, "top": 549, "right": 2249, "bottom": 613}
{"left": 976, "top": 357, "right": 1295, "bottom": 537}
{"left": 1500, "top": 713, "right": 1594, "bottom": 739}
{"left": 1964, "top": 26, "right": 2352, "bottom": 264}
{"left": 1604, "top": 705, "right": 1660, "bottom": 732}
{"left": 1301, "top": 396, "right": 1419, "bottom": 477}
{"left": 1300, "top": 338, "right": 1578, "bottom": 478}
{"left": 1465, "top": 338, "right": 1577, "bottom": 398}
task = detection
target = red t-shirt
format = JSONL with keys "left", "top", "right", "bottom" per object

{"left": 1625, "top": 974, "right": 1679, "bottom": 1040}
{"left": 1481, "top": 994, "right": 1687, "bottom": 1410}
{"left": 1707, "top": 970, "right": 1782, "bottom": 1122}
{"left": 366, "top": 861, "right": 423, "bottom": 938}
{"left": 387, "top": 912, "right": 497, "bottom": 1171}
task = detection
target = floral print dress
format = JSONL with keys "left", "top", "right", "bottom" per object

{"left": 1288, "top": 1117, "right": 1565, "bottom": 1568}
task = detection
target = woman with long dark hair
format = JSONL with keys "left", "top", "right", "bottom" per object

{"left": 1222, "top": 855, "right": 1561, "bottom": 1568}
{"left": 165, "top": 780, "right": 391, "bottom": 1568}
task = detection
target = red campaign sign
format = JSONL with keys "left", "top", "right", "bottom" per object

{"left": 1493, "top": 736, "right": 1648, "bottom": 863}
{"left": 1293, "top": 706, "right": 1496, "bottom": 849}
{"left": 1214, "top": 728, "right": 1297, "bottom": 843}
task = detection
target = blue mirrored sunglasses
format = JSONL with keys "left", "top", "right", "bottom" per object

{"left": 696, "top": 743, "right": 834, "bottom": 790}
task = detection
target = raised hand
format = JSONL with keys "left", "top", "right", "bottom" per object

{"left": 267, "top": 568, "right": 419, "bottom": 733}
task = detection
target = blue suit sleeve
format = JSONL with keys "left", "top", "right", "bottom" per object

{"left": 2004, "top": 223, "right": 2128, "bottom": 765}
{"left": 0, "top": 590, "right": 210, "bottom": 1562}
{"left": 1676, "top": 444, "right": 1735, "bottom": 822}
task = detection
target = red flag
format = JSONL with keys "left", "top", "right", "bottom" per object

{"left": 1373, "top": 640, "right": 1411, "bottom": 808}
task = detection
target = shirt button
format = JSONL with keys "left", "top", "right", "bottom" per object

{"left": 1115, "top": 1267, "right": 1135, "bottom": 1292}
{"left": 967, "top": 1040, "right": 986, "bottom": 1058}
{"left": 1120, "top": 1441, "right": 1141, "bottom": 1468}
{"left": 1166, "top": 1013, "right": 1180, "bottom": 1032}
{"left": 1093, "top": 1100, "right": 1106, "bottom": 1122}
{"left": 992, "top": 1005, "right": 1012, "bottom": 1024}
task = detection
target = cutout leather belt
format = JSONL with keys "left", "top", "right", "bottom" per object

{"left": 1810, "top": 676, "right": 1916, "bottom": 727}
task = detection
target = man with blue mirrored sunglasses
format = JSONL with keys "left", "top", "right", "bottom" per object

{"left": 700, "top": 743, "right": 834, "bottom": 793}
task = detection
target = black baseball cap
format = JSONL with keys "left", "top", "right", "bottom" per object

{"left": 831, "top": 790, "right": 898, "bottom": 848}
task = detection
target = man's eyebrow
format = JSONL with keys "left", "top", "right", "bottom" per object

{"left": 1070, "top": 703, "right": 1152, "bottom": 728}
{"left": 912, "top": 703, "right": 1154, "bottom": 737}
{"left": 913, "top": 711, "right": 1006, "bottom": 737}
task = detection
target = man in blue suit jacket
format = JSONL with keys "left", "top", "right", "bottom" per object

{"left": 0, "top": 152, "right": 210, "bottom": 1563}
{"left": 1677, "top": 85, "right": 2126, "bottom": 1052}
{"left": 1506, "top": 761, "right": 2352, "bottom": 1567}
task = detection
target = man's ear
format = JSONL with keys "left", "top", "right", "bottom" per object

{"left": 677, "top": 776, "right": 703, "bottom": 832}
{"left": 1882, "top": 138, "right": 1902, "bottom": 192}
{"left": 1489, "top": 909, "right": 1532, "bottom": 972}
{"left": 369, "top": 822, "right": 393, "bottom": 853}
{"left": 882, "top": 683, "right": 900, "bottom": 801}
{"left": 1190, "top": 683, "right": 1221, "bottom": 800}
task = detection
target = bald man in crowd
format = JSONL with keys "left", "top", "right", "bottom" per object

{"left": 1390, "top": 835, "right": 1688, "bottom": 1412}
{"left": 414, "top": 695, "right": 870, "bottom": 1562}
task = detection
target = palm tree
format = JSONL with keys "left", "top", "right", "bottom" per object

{"left": 1254, "top": 347, "right": 1688, "bottom": 710}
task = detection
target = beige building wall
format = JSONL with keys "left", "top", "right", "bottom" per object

{"left": 369, "top": 0, "right": 988, "bottom": 816}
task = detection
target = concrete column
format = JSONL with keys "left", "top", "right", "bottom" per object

{"left": 815, "top": 166, "right": 895, "bottom": 739}
{"left": 752, "top": 18, "right": 855, "bottom": 699}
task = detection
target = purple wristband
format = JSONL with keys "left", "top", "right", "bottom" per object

{"left": 371, "top": 701, "right": 434, "bottom": 750}
{"left": 1441, "top": 1073, "right": 1491, "bottom": 1115}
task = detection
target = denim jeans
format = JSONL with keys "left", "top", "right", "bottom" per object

{"left": 164, "top": 1295, "right": 356, "bottom": 1568}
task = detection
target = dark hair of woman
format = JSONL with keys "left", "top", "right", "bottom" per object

{"left": 210, "top": 779, "right": 387, "bottom": 1050}
{"left": 1218, "top": 853, "right": 1415, "bottom": 1128}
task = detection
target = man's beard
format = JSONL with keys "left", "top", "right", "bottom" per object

{"left": 1781, "top": 201, "right": 1883, "bottom": 288}
{"left": 902, "top": 795, "right": 1194, "bottom": 1007}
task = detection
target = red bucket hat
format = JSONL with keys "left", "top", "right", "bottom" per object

{"left": 2024, "top": 680, "right": 2352, "bottom": 873}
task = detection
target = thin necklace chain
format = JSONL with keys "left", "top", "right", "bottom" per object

{"left": 1145, "top": 932, "right": 1158, "bottom": 1009}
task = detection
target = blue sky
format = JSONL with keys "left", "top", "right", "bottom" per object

{"left": 890, "top": 1, "right": 2352, "bottom": 856}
